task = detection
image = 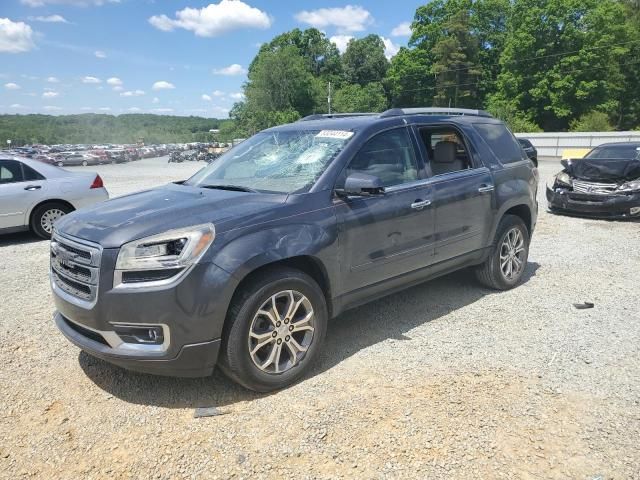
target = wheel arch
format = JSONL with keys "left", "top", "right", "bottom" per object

{"left": 503, "top": 204, "right": 532, "bottom": 236}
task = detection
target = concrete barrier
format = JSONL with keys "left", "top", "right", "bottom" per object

{"left": 514, "top": 131, "right": 640, "bottom": 159}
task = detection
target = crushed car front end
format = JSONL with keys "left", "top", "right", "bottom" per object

{"left": 546, "top": 158, "right": 640, "bottom": 219}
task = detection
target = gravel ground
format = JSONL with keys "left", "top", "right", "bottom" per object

{"left": 1, "top": 157, "right": 639, "bottom": 479}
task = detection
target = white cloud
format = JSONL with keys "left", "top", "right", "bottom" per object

{"left": 10, "top": 104, "right": 26, "bottom": 109}
{"left": 152, "top": 97, "right": 159, "bottom": 104}
{"left": 295, "top": 5, "right": 373, "bottom": 33}
{"left": 44, "top": 105, "right": 62, "bottom": 111}
{"left": 149, "top": 0, "right": 271, "bottom": 37}
{"left": 98, "top": 107, "right": 111, "bottom": 111}
{"left": 211, "top": 106, "right": 230, "bottom": 117}
{"left": 42, "top": 91, "right": 59, "bottom": 98}
{"left": 28, "top": 14, "right": 68, "bottom": 23}
{"left": 94, "top": 50, "right": 106, "bottom": 58}
{"left": 121, "top": 89, "right": 145, "bottom": 97}
{"left": 0, "top": 18, "right": 35, "bottom": 53}
{"left": 330, "top": 35, "right": 353, "bottom": 54}
{"left": 152, "top": 108, "right": 174, "bottom": 113}
{"left": 21, "top": 0, "right": 119, "bottom": 6}
{"left": 46, "top": 76, "right": 59, "bottom": 83}
{"left": 152, "top": 81, "right": 175, "bottom": 90}
{"left": 229, "top": 92, "right": 244, "bottom": 100}
{"left": 5, "top": 82, "right": 21, "bottom": 90}
{"left": 106, "top": 77, "right": 122, "bottom": 86}
{"left": 81, "top": 76, "right": 101, "bottom": 84}
{"left": 212, "top": 90, "right": 225, "bottom": 97}
{"left": 201, "top": 94, "right": 212, "bottom": 101}
{"left": 382, "top": 37, "right": 400, "bottom": 59}
{"left": 213, "top": 64, "right": 246, "bottom": 76}
{"left": 112, "top": 85, "right": 123, "bottom": 92}
{"left": 128, "top": 107, "right": 141, "bottom": 112}
{"left": 21, "top": 74, "right": 38, "bottom": 80}
{"left": 391, "top": 22, "right": 411, "bottom": 37}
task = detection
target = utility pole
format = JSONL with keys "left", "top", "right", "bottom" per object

{"left": 327, "top": 81, "right": 332, "bottom": 114}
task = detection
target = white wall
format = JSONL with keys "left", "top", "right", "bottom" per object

{"left": 514, "top": 131, "right": 640, "bottom": 158}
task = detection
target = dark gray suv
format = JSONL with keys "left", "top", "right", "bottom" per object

{"left": 51, "top": 108, "right": 538, "bottom": 392}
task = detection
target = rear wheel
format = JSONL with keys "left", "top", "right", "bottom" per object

{"left": 56, "top": 161, "right": 64, "bottom": 167}
{"left": 219, "top": 268, "right": 328, "bottom": 392}
{"left": 31, "top": 202, "right": 73, "bottom": 239}
{"left": 82, "top": 160, "right": 88, "bottom": 166}
{"left": 475, "top": 215, "right": 529, "bottom": 290}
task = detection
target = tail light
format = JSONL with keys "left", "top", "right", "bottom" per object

{"left": 90, "top": 175, "right": 104, "bottom": 189}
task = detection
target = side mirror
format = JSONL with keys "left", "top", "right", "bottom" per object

{"left": 339, "top": 172, "right": 385, "bottom": 196}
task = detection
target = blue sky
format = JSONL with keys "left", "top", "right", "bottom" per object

{"left": 0, "top": 1, "right": 423, "bottom": 118}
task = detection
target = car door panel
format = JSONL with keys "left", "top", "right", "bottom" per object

{"left": 0, "top": 160, "right": 47, "bottom": 229}
{"left": 431, "top": 168, "right": 495, "bottom": 262}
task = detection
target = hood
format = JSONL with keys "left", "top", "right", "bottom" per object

{"left": 562, "top": 158, "right": 640, "bottom": 183}
{"left": 55, "top": 183, "right": 287, "bottom": 248}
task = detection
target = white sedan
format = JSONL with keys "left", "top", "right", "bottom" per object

{"left": 0, "top": 156, "right": 109, "bottom": 239}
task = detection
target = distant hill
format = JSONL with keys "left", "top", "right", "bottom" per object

{"left": 0, "top": 113, "right": 225, "bottom": 146}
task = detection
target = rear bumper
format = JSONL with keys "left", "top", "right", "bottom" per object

{"left": 546, "top": 186, "right": 640, "bottom": 219}
{"left": 55, "top": 312, "right": 221, "bottom": 377}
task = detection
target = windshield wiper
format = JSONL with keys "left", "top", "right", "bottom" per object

{"left": 199, "top": 184, "right": 259, "bottom": 193}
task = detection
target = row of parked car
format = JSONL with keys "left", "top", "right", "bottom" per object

{"left": 7, "top": 142, "right": 231, "bottom": 167}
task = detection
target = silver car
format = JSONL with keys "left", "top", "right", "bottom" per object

{"left": 0, "top": 156, "right": 109, "bottom": 239}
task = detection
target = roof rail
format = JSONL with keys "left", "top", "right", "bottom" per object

{"left": 298, "top": 113, "right": 378, "bottom": 122}
{"left": 380, "top": 107, "right": 493, "bottom": 118}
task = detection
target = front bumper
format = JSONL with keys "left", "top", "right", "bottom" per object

{"left": 52, "top": 239, "right": 238, "bottom": 377}
{"left": 546, "top": 186, "right": 640, "bottom": 219}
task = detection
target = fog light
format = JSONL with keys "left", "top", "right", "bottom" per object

{"left": 113, "top": 325, "right": 164, "bottom": 345}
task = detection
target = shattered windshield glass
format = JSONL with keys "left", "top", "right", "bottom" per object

{"left": 185, "top": 129, "right": 353, "bottom": 194}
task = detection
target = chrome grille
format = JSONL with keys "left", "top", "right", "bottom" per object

{"left": 572, "top": 180, "right": 618, "bottom": 195}
{"left": 50, "top": 233, "right": 102, "bottom": 307}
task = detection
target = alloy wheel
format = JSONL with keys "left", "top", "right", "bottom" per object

{"left": 248, "top": 290, "right": 315, "bottom": 374}
{"left": 499, "top": 227, "right": 526, "bottom": 280}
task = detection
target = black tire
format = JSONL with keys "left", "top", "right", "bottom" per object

{"left": 219, "top": 267, "right": 328, "bottom": 392}
{"left": 475, "top": 214, "right": 530, "bottom": 290}
{"left": 31, "top": 202, "right": 73, "bottom": 239}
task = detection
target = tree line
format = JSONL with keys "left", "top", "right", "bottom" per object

{"left": 226, "top": 0, "right": 640, "bottom": 135}
{"left": 0, "top": 114, "right": 223, "bottom": 146}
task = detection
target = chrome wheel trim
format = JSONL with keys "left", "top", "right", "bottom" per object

{"left": 40, "top": 208, "right": 66, "bottom": 234}
{"left": 499, "top": 227, "right": 526, "bottom": 280}
{"left": 248, "top": 290, "right": 315, "bottom": 374}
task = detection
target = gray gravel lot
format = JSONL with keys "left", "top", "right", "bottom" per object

{"left": 1, "top": 157, "right": 639, "bottom": 479}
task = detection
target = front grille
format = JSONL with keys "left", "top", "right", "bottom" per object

{"left": 51, "top": 233, "right": 101, "bottom": 306}
{"left": 572, "top": 180, "right": 619, "bottom": 195}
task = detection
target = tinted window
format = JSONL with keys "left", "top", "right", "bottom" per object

{"left": 23, "top": 164, "right": 45, "bottom": 181}
{"left": 344, "top": 128, "right": 418, "bottom": 187}
{"left": 585, "top": 145, "right": 640, "bottom": 160}
{"left": 474, "top": 123, "right": 526, "bottom": 164}
{"left": 518, "top": 138, "right": 533, "bottom": 148}
{"left": 0, "top": 160, "right": 24, "bottom": 184}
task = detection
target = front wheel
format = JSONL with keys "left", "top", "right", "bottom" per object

{"left": 219, "top": 268, "right": 328, "bottom": 392}
{"left": 475, "top": 215, "right": 530, "bottom": 290}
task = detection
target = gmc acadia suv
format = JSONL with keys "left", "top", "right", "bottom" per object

{"left": 51, "top": 108, "right": 538, "bottom": 392}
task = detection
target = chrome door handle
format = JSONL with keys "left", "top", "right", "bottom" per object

{"left": 24, "top": 185, "right": 42, "bottom": 191}
{"left": 411, "top": 199, "right": 431, "bottom": 210}
{"left": 478, "top": 185, "right": 494, "bottom": 193}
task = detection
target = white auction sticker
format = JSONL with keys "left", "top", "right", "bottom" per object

{"left": 315, "top": 130, "right": 354, "bottom": 139}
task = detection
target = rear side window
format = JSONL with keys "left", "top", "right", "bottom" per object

{"left": 0, "top": 160, "right": 24, "bottom": 184}
{"left": 474, "top": 123, "right": 526, "bottom": 164}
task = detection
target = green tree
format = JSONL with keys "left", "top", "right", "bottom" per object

{"left": 333, "top": 83, "right": 388, "bottom": 113}
{"left": 489, "top": 0, "right": 632, "bottom": 131}
{"left": 570, "top": 111, "right": 614, "bottom": 132}
{"left": 342, "top": 35, "right": 389, "bottom": 86}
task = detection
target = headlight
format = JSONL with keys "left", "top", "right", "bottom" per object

{"left": 115, "top": 224, "right": 215, "bottom": 286}
{"left": 617, "top": 180, "right": 640, "bottom": 192}
{"left": 555, "top": 172, "right": 572, "bottom": 187}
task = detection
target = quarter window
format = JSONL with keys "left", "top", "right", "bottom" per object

{"left": 344, "top": 128, "right": 419, "bottom": 187}
{"left": 474, "top": 123, "right": 526, "bottom": 164}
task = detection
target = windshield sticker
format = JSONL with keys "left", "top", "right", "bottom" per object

{"left": 315, "top": 130, "right": 354, "bottom": 140}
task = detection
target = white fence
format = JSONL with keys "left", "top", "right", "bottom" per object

{"left": 514, "top": 131, "right": 640, "bottom": 158}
